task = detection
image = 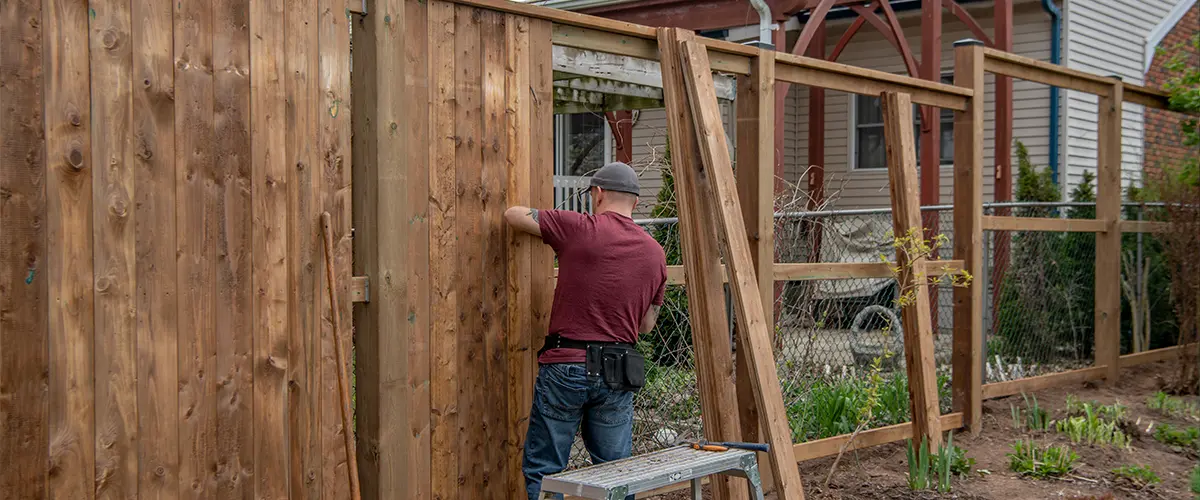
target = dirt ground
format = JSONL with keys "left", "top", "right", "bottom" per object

{"left": 659, "top": 361, "right": 1199, "bottom": 500}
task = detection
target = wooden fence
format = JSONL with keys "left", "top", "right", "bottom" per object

{"left": 2, "top": 0, "right": 1189, "bottom": 498}
{"left": 0, "top": 0, "right": 353, "bottom": 497}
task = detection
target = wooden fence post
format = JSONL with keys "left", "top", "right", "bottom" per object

{"left": 1096, "top": 80, "right": 1124, "bottom": 381}
{"left": 881, "top": 91, "right": 943, "bottom": 450}
{"left": 735, "top": 49, "right": 776, "bottom": 494}
{"left": 657, "top": 27, "right": 747, "bottom": 500}
{"left": 951, "top": 39, "right": 985, "bottom": 433}
{"left": 675, "top": 34, "right": 807, "bottom": 500}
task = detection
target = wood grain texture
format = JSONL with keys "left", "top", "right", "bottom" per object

{"left": 406, "top": 1, "right": 432, "bottom": 498}
{"left": 880, "top": 91, "right": 942, "bottom": 450}
{"left": 284, "top": 0, "right": 321, "bottom": 494}
{"left": 479, "top": 11, "right": 509, "bottom": 498}
{"left": 250, "top": 0, "right": 289, "bottom": 495}
{"left": 89, "top": 0, "right": 139, "bottom": 494}
{"left": 734, "top": 50, "right": 773, "bottom": 450}
{"left": 528, "top": 17, "right": 554, "bottom": 382}
{"left": 318, "top": 0, "right": 353, "bottom": 493}
{"left": 980, "top": 367, "right": 1107, "bottom": 400}
{"left": 42, "top": 0, "right": 95, "bottom": 497}
{"left": 1095, "top": 82, "right": 1123, "bottom": 382}
{"left": 213, "top": 0, "right": 254, "bottom": 494}
{"left": 428, "top": 2, "right": 460, "bottom": 498}
{"left": 951, "top": 41, "right": 984, "bottom": 434}
{"left": 320, "top": 213, "right": 360, "bottom": 499}
{"left": 504, "top": 14, "right": 533, "bottom": 500}
{"left": 675, "top": 35, "right": 805, "bottom": 500}
{"left": 1, "top": 0, "right": 50, "bottom": 495}
{"left": 174, "top": 0, "right": 219, "bottom": 494}
{"left": 455, "top": 6, "right": 486, "bottom": 495}
{"left": 981, "top": 215, "right": 1109, "bottom": 233}
{"left": 656, "top": 27, "right": 744, "bottom": 500}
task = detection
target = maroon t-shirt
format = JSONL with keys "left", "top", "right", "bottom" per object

{"left": 537, "top": 209, "right": 667, "bottom": 364}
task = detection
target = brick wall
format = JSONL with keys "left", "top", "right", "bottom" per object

{"left": 1145, "top": 2, "right": 1200, "bottom": 176}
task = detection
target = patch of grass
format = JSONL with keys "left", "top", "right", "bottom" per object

{"left": 1054, "top": 401, "right": 1131, "bottom": 448}
{"left": 1147, "top": 391, "right": 1200, "bottom": 421}
{"left": 1151, "top": 423, "right": 1200, "bottom": 449}
{"left": 1190, "top": 465, "right": 1199, "bottom": 496}
{"left": 1011, "top": 393, "right": 1050, "bottom": 431}
{"left": 1111, "top": 464, "right": 1161, "bottom": 489}
{"left": 908, "top": 433, "right": 973, "bottom": 493}
{"left": 1008, "top": 439, "right": 1078, "bottom": 479}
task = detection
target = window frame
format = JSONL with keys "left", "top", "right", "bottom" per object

{"left": 553, "top": 112, "right": 613, "bottom": 177}
{"left": 850, "top": 72, "right": 955, "bottom": 170}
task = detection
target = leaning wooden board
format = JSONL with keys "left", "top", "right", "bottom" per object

{"left": 673, "top": 33, "right": 807, "bottom": 500}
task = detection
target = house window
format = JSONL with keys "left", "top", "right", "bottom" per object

{"left": 554, "top": 112, "right": 612, "bottom": 177}
{"left": 553, "top": 113, "right": 612, "bottom": 212}
{"left": 853, "top": 74, "right": 954, "bottom": 169}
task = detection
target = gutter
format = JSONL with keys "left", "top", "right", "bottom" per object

{"left": 1041, "top": 0, "right": 1062, "bottom": 186}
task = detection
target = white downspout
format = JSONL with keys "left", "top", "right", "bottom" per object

{"left": 746, "top": 0, "right": 776, "bottom": 49}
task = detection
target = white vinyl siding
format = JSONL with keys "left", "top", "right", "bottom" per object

{"left": 1063, "top": 0, "right": 1179, "bottom": 193}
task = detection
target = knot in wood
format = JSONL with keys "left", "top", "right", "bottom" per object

{"left": 101, "top": 29, "right": 119, "bottom": 49}
{"left": 109, "top": 196, "right": 129, "bottom": 218}
{"left": 142, "top": 77, "right": 152, "bottom": 89}
{"left": 154, "top": 466, "right": 166, "bottom": 477}
{"left": 67, "top": 148, "right": 84, "bottom": 170}
{"left": 95, "top": 276, "right": 111, "bottom": 293}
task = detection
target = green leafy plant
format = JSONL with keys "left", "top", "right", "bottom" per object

{"left": 1111, "top": 464, "right": 1161, "bottom": 489}
{"left": 1152, "top": 423, "right": 1200, "bottom": 449}
{"left": 907, "top": 436, "right": 933, "bottom": 490}
{"left": 1190, "top": 465, "right": 1199, "bottom": 496}
{"left": 1008, "top": 439, "right": 1078, "bottom": 479}
{"left": 1011, "top": 393, "right": 1050, "bottom": 431}
{"left": 1055, "top": 399, "right": 1131, "bottom": 448}
{"left": 1147, "top": 391, "right": 1200, "bottom": 420}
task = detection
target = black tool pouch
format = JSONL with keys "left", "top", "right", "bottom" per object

{"left": 591, "top": 346, "right": 646, "bottom": 392}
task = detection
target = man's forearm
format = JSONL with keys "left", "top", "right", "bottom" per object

{"left": 640, "top": 304, "right": 661, "bottom": 334}
{"left": 504, "top": 205, "right": 542, "bottom": 236}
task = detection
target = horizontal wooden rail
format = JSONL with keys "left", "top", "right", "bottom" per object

{"left": 1119, "top": 344, "right": 1198, "bottom": 368}
{"left": 791, "top": 413, "right": 964, "bottom": 461}
{"left": 773, "top": 53, "right": 970, "bottom": 110}
{"left": 981, "top": 47, "right": 1171, "bottom": 109}
{"left": 773, "top": 260, "right": 966, "bottom": 281}
{"left": 553, "top": 260, "right": 967, "bottom": 286}
{"left": 982, "top": 48, "right": 1113, "bottom": 95}
{"left": 1118, "top": 220, "right": 1171, "bottom": 233}
{"left": 982, "top": 215, "right": 1109, "bottom": 233}
{"left": 980, "top": 366, "right": 1107, "bottom": 400}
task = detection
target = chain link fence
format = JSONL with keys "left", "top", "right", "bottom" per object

{"left": 562, "top": 201, "right": 1179, "bottom": 468}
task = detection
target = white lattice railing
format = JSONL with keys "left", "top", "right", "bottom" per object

{"left": 553, "top": 175, "right": 592, "bottom": 213}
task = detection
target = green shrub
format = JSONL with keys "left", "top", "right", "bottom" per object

{"left": 1111, "top": 465, "right": 1161, "bottom": 489}
{"left": 1152, "top": 423, "right": 1200, "bottom": 449}
{"left": 1008, "top": 439, "right": 1078, "bottom": 478}
{"left": 932, "top": 433, "right": 975, "bottom": 479}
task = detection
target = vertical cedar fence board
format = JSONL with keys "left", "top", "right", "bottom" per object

{"left": 0, "top": 0, "right": 354, "bottom": 497}
{"left": 2, "top": 0, "right": 1184, "bottom": 498}
{"left": 353, "top": 1, "right": 554, "bottom": 498}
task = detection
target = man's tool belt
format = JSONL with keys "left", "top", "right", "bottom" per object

{"left": 538, "top": 334, "right": 646, "bottom": 392}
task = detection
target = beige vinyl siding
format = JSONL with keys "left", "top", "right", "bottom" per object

{"left": 1063, "top": 0, "right": 1178, "bottom": 192}
{"left": 789, "top": 2, "right": 1053, "bottom": 209}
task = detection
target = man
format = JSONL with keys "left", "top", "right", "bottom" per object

{"left": 504, "top": 161, "right": 667, "bottom": 500}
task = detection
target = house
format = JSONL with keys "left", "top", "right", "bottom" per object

{"left": 539, "top": 0, "right": 1198, "bottom": 214}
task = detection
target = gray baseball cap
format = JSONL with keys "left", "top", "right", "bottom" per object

{"left": 588, "top": 162, "right": 641, "bottom": 196}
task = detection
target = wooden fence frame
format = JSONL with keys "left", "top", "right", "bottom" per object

{"left": 343, "top": 3, "right": 1186, "bottom": 500}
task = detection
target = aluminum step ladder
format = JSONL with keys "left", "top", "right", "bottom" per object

{"left": 538, "top": 445, "right": 766, "bottom": 500}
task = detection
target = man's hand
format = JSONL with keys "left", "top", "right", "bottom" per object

{"left": 504, "top": 206, "right": 542, "bottom": 237}
{"left": 639, "top": 304, "right": 661, "bottom": 334}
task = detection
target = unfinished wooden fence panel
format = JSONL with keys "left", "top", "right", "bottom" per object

{"left": 352, "top": 1, "right": 554, "bottom": 498}
{"left": 0, "top": 0, "right": 354, "bottom": 496}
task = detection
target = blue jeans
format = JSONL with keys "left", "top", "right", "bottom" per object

{"left": 523, "top": 363, "right": 635, "bottom": 500}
